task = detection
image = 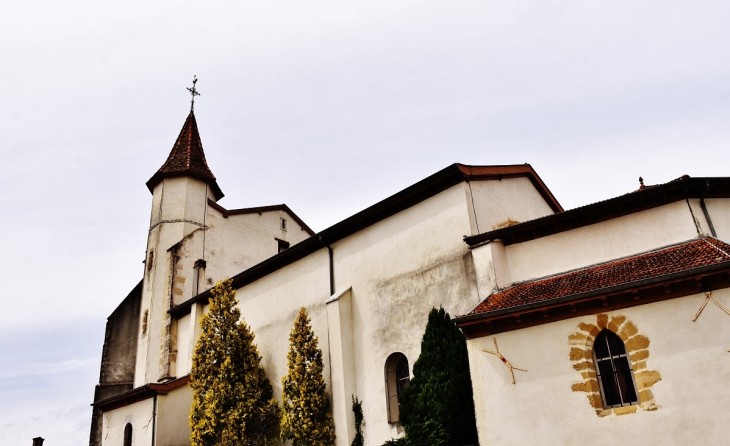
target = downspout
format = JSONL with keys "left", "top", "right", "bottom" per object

{"left": 319, "top": 235, "right": 335, "bottom": 295}
{"left": 700, "top": 179, "right": 718, "bottom": 237}
{"left": 682, "top": 177, "right": 703, "bottom": 237}
{"left": 151, "top": 394, "right": 157, "bottom": 446}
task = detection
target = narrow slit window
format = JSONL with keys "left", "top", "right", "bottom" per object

{"left": 281, "top": 218, "right": 287, "bottom": 231}
{"left": 593, "top": 329, "right": 639, "bottom": 408}
{"left": 123, "top": 423, "right": 133, "bottom": 446}
{"left": 193, "top": 259, "right": 206, "bottom": 296}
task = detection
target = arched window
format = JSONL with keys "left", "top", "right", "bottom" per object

{"left": 593, "top": 330, "right": 639, "bottom": 408}
{"left": 123, "top": 423, "right": 133, "bottom": 446}
{"left": 385, "top": 353, "right": 410, "bottom": 423}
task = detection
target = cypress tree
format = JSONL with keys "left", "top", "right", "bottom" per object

{"left": 351, "top": 395, "right": 364, "bottom": 446}
{"left": 189, "top": 279, "right": 281, "bottom": 446}
{"left": 281, "top": 307, "right": 336, "bottom": 446}
{"left": 398, "top": 307, "right": 478, "bottom": 446}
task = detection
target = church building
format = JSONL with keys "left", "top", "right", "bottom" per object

{"left": 90, "top": 108, "right": 730, "bottom": 446}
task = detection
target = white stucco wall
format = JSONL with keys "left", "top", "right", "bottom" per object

{"left": 468, "top": 176, "right": 556, "bottom": 234}
{"left": 136, "top": 176, "right": 214, "bottom": 386}
{"left": 203, "top": 207, "right": 312, "bottom": 287}
{"left": 169, "top": 178, "right": 549, "bottom": 445}
{"left": 175, "top": 313, "right": 191, "bottom": 377}
{"left": 703, "top": 198, "right": 730, "bottom": 240}
{"left": 156, "top": 385, "right": 194, "bottom": 446}
{"left": 466, "top": 291, "right": 730, "bottom": 445}
{"left": 504, "top": 201, "right": 703, "bottom": 285}
{"left": 102, "top": 399, "right": 154, "bottom": 446}
{"left": 136, "top": 175, "right": 312, "bottom": 386}
{"left": 330, "top": 183, "right": 480, "bottom": 444}
{"left": 132, "top": 174, "right": 583, "bottom": 445}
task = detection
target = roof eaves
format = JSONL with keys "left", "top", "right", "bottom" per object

{"left": 207, "top": 199, "right": 315, "bottom": 236}
{"left": 171, "top": 163, "right": 543, "bottom": 316}
{"left": 464, "top": 176, "right": 730, "bottom": 247}
{"left": 92, "top": 375, "right": 191, "bottom": 411}
{"left": 455, "top": 260, "right": 730, "bottom": 324}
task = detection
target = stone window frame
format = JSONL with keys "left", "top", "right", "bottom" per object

{"left": 569, "top": 313, "right": 662, "bottom": 417}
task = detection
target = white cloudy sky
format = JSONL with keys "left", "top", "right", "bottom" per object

{"left": 2, "top": 1, "right": 730, "bottom": 444}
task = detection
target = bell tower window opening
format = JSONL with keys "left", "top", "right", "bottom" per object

{"left": 147, "top": 250, "right": 154, "bottom": 272}
{"left": 193, "top": 259, "right": 206, "bottom": 297}
{"left": 593, "top": 329, "right": 639, "bottom": 408}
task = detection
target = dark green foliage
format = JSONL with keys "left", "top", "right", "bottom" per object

{"left": 382, "top": 439, "right": 408, "bottom": 446}
{"left": 404, "top": 420, "right": 450, "bottom": 446}
{"left": 381, "top": 420, "right": 450, "bottom": 446}
{"left": 351, "top": 395, "right": 364, "bottom": 446}
{"left": 398, "top": 307, "right": 478, "bottom": 446}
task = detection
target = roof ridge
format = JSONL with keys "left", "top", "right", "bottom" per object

{"left": 702, "top": 236, "right": 730, "bottom": 259}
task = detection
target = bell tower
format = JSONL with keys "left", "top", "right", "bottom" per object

{"left": 134, "top": 93, "right": 224, "bottom": 385}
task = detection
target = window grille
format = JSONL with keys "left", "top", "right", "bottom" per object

{"left": 593, "top": 330, "right": 639, "bottom": 408}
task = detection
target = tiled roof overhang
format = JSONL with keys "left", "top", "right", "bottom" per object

{"left": 92, "top": 375, "right": 191, "bottom": 412}
{"left": 464, "top": 176, "right": 730, "bottom": 247}
{"left": 455, "top": 237, "right": 730, "bottom": 339}
{"left": 169, "top": 163, "right": 560, "bottom": 317}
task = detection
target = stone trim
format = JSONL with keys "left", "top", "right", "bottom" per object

{"left": 569, "top": 314, "right": 662, "bottom": 417}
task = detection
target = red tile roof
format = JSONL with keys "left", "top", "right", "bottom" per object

{"left": 146, "top": 112, "right": 223, "bottom": 199}
{"left": 467, "top": 237, "right": 730, "bottom": 316}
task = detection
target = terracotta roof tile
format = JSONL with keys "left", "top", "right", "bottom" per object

{"left": 467, "top": 237, "right": 730, "bottom": 316}
{"left": 146, "top": 112, "right": 223, "bottom": 199}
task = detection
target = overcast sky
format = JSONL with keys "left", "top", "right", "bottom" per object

{"left": 2, "top": 1, "right": 730, "bottom": 444}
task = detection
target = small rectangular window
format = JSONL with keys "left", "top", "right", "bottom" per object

{"left": 277, "top": 238, "right": 290, "bottom": 253}
{"left": 281, "top": 217, "right": 287, "bottom": 231}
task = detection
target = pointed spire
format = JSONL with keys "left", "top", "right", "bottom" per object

{"left": 146, "top": 112, "right": 224, "bottom": 200}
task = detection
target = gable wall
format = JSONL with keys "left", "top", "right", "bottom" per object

{"left": 466, "top": 289, "right": 730, "bottom": 445}
{"left": 468, "top": 176, "right": 557, "bottom": 235}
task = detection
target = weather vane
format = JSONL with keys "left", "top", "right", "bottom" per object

{"left": 187, "top": 75, "right": 200, "bottom": 113}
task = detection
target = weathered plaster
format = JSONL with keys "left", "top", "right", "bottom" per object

{"left": 467, "top": 291, "right": 730, "bottom": 445}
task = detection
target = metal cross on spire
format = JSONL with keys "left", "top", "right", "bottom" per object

{"left": 187, "top": 75, "right": 200, "bottom": 113}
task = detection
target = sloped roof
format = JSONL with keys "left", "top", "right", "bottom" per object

{"left": 207, "top": 199, "right": 315, "bottom": 236}
{"left": 465, "top": 237, "right": 730, "bottom": 317}
{"left": 464, "top": 175, "right": 730, "bottom": 247}
{"left": 146, "top": 112, "right": 224, "bottom": 200}
{"left": 170, "top": 163, "right": 560, "bottom": 317}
